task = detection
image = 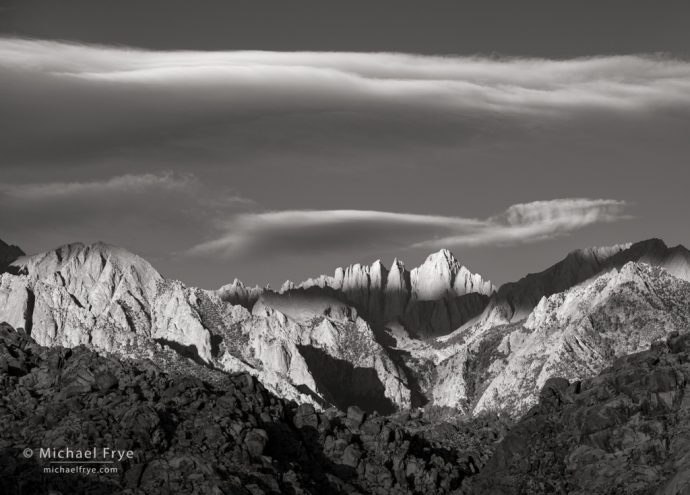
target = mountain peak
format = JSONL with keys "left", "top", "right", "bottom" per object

{"left": 16, "top": 241, "right": 161, "bottom": 287}
{"left": 411, "top": 249, "right": 493, "bottom": 301}
{"left": 425, "top": 248, "right": 458, "bottom": 265}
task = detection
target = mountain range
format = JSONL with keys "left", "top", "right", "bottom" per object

{"left": 3, "top": 236, "right": 690, "bottom": 493}
{"left": 1, "top": 237, "right": 689, "bottom": 421}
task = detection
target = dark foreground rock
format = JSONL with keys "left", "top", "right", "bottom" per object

{"left": 469, "top": 331, "right": 690, "bottom": 495}
{"left": 0, "top": 323, "right": 503, "bottom": 495}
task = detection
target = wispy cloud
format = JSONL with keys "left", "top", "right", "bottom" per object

{"left": 188, "top": 199, "right": 629, "bottom": 258}
{"left": 413, "top": 199, "right": 629, "bottom": 249}
{"left": 0, "top": 172, "right": 196, "bottom": 201}
{"left": 2, "top": 38, "right": 690, "bottom": 166}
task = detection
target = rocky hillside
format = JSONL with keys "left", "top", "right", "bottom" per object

{"left": 0, "top": 323, "right": 503, "bottom": 495}
{"left": 469, "top": 331, "right": 690, "bottom": 494}
{"left": 431, "top": 262, "right": 690, "bottom": 416}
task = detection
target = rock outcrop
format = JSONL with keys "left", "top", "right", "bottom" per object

{"left": 469, "top": 331, "right": 690, "bottom": 494}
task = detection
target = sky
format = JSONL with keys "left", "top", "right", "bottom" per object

{"left": 1, "top": 1, "right": 689, "bottom": 289}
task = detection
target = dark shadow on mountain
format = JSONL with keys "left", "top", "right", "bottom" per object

{"left": 261, "top": 286, "right": 359, "bottom": 322}
{"left": 295, "top": 383, "right": 334, "bottom": 409}
{"left": 154, "top": 338, "right": 211, "bottom": 368}
{"left": 297, "top": 345, "right": 395, "bottom": 415}
{"left": 265, "top": 421, "right": 359, "bottom": 490}
{"left": 384, "top": 345, "right": 430, "bottom": 409}
{"left": 209, "top": 333, "right": 223, "bottom": 358}
{"left": 0, "top": 239, "right": 24, "bottom": 275}
{"left": 401, "top": 293, "right": 490, "bottom": 339}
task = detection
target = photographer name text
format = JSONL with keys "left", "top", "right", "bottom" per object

{"left": 37, "top": 447, "right": 134, "bottom": 461}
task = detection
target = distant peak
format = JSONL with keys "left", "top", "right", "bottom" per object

{"left": 425, "top": 248, "right": 457, "bottom": 264}
{"left": 670, "top": 244, "right": 690, "bottom": 255}
{"left": 636, "top": 237, "right": 668, "bottom": 248}
{"left": 570, "top": 238, "right": 669, "bottom": 258}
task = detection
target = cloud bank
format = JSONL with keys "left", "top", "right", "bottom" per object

{"left": 188, "top": 199, "right": 629, "bottom": 258}
{"left": 2, "top": 38, "right": 690, "bottom": 166}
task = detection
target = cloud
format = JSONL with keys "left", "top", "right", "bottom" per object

{"left": 0, "top": 172, "right": 195, "bottom": 201}
{"left": 413, "top": 199, "right": 629, "bottom": 249}
{"left": 188, "top": 198, "right": 629, "bottom": 258}
{"left": 1, "top": 38, "right": 689, "bottom": 166}
{"left": 0, "top": 173, "right": 251, "bottom": 255}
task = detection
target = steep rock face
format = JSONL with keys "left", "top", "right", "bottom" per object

{"left": 469, "top": 332, "right": 690, "bottom": 495}
{"left": 431, "top": 262, "right": 690, "bottom": 416}
{"left": 383, "top": 258, "right": 410, "bottom": 323}
{"left": 151, "top": 281, "right": 215, "bottom": 361}
{"left": 0, "top": 274, "right": 31, "bottom": 331}
{"left": 297, "top": 250, "right": 494, "bottom": 338}
{"left": 474, "top": 238, "right": 690, "bottom": 330}
{"left": 0, "top": 239, "right": 24, "bottom": 273}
